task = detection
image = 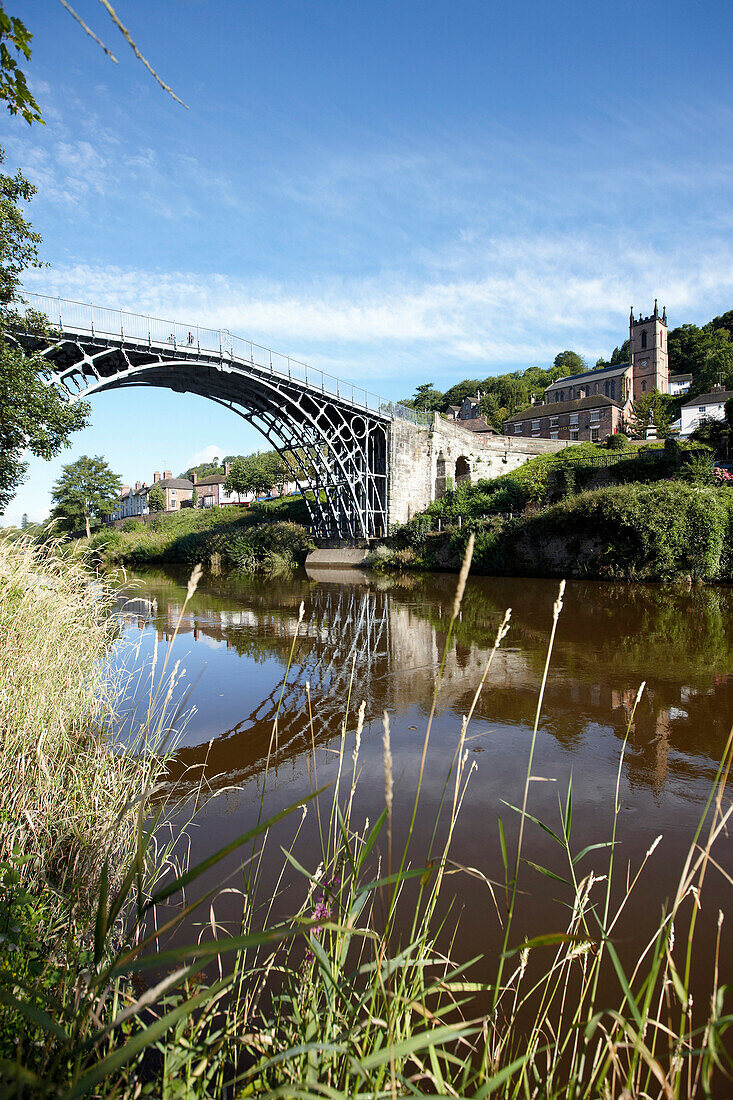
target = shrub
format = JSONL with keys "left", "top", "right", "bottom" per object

{"left": 86, "top": 528, "right": 123, "bottom": 553}
{"left": 122, "top": 518, "right": 142, "bottom": 533}
{"left": 680, "top": 449, "right": 715, "bottom": 485}
{"left": 606, "top": 432, "right": 630, "bottom": 450}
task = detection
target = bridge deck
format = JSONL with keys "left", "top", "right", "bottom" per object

{"left": 20, "top": 292, "right": 430, "bottom": 427}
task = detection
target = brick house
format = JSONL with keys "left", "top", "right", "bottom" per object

{"left": 504, "top": 395, "right": 625, "bottom": 442}
{"left": 151, "top": 471, "right": 194, "bottom": 510}
{"left": 194, "top": 464, "right": 246, "bottom": 507}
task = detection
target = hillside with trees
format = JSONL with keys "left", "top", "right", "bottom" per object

{"left": 399, "top": 309, "right": 733, "bottom": 433}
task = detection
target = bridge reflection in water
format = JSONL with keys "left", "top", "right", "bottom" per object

{"left": 113, "top": 568, "right": 733, "bottom": 814}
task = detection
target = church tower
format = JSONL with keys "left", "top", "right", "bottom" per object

{"left": 630, "top": 300, "right": 669, "bottom": 400}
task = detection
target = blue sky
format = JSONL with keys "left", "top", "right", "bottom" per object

{"left": 4, "top": 0, "right": 733, "bottom": 522}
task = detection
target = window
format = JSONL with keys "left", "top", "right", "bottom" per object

{"left": 514, "top": 423, "right": 522, "bottom": 433}
{"left": 641, "top": 380, "right": 646, "bottom": 392}
{"left": 641, "top": 330, "right": 647, "bottom": 349}
{"left": 550, "top": 417, "right": 559, "bottom": 428}
{"left": 699, "top": 406, "right": 706, "bottom": 414}
{"left": 590, "top": 408, "right": 600, "bottom": 421}
{"left": 570, "top": 429, "right": 579, "bottom": 440}
{"left": 550, "top": 431, "right": 559, "bottom": 440}
{"left": 604, "top": 381, "right": 610, "bottom": 396}
{"left": 532, "top": 419, "right": 540, "bottom": 430}
{"left": 569, "top": 413, "right": 579, "bottom": 425}
{"left": 590, "top": 426, "right": 600, "bottom": 442}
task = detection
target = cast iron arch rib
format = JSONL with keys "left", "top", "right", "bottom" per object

{"left": 13, "top": 294, "right": 418, "bottom": 539}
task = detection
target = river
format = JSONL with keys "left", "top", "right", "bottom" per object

{"left": 112, "top": 563, "right": 733, "bottom": 1023}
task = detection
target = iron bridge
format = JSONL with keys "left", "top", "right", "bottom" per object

{"left": 18, "top": 293, "right": 429, "bottom": 539}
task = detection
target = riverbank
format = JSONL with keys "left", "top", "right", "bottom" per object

{"left": 85, "top": 494, "right": 314, "bottom": 572}
{"left": 0, "top": 536, "right": 171, "bottom": 1084}
{"left": 370, "top": 440, "right": 733, "bottom": 581}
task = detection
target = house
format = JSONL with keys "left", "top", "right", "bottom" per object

{"left": 114, "top": 480, "right": 149, "bottom": 519}
{"left": 505, "top": 395, "right": 624, "bottom": 443}
{"left": 195, "top": 464, "right": 248, "bottom": 508}
{"left": 679, "top": 385, "right": 733, "bottom": 437}
{"left": 454, "top": 416, "right": 496, "bottom": 435}
{"left": 444, "top": 393, "right": 486, "bottom": 424}
{"left": 112, "top": 470, "right": 193, "bottom": 518}
{"left": 669, "top": 373, "right": 692, "bottom": 396}
{"left": 505, "top": 301, "right": 670, "bottom": 441}
{"left": 151, "top": 471, "right": 194, "bottom": 510}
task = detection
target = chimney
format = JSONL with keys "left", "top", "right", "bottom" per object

{"left": 224, "top": 461, "right": 232, "bottom": 476}
{"left": 135, "top": 481, "right": 142, "bottom": 491}
{"left": 154, "top": 471, "right": 161, "bottom": 482}
{"left": 164, "top": 470, "right": 172, "bottom": 481}
{"left": 192, "top": 471, "right": 197, "bottom": 484}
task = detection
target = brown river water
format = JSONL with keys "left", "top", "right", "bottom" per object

{"left": 113, "top": 564, "right": 733, "bottom": 1045}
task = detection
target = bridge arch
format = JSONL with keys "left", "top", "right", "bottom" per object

{"left": 15, "top": 295, "right": 430, "bottom": 539}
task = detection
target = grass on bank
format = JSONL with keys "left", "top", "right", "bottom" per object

{"left": 83, "top": 495, "right": 314, "bottom": 572}
{"left": 0, "top": 537, "right": 731, "bottom": 1097}
{"left": 371, "top": 439, "right": 733, "bottom": 581}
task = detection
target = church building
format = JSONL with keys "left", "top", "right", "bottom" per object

{"left": 503, "top": 302, "right": 669, "bottom": 442}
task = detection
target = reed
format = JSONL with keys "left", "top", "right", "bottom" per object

{"left": 0, "top": 538, "right": 730, "bottom": 1097}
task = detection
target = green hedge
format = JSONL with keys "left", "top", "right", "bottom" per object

{"left": 386, "top": 482, "right": 733, "bottom": 582}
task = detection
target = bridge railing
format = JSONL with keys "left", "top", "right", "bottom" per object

{"left": 20, "top": 292, "right": 431, "bottom": 427}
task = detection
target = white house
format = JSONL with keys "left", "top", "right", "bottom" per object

{"left": 679, "top": 386, "right": 733, "bottom": 436}
{"left": 669, "top": 373, "right": 692, "bottom": 396}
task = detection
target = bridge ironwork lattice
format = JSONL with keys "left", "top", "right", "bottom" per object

{"left": 17, "top": 293, "right": 430, "bottom": 539}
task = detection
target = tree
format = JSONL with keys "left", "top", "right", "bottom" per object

{"left": 191, "top": 485, "right": 198, "bottom": 507}
{"left": 630, "top": 390, "right": 676, "bottom": 438}
{"left": 610, "top": 339, "right": 630, "bottom": 365}
{"left": 441, "top": 379, "right": 482, "bottom": 409}
{"left": 147, "top": 483, "right": 166, "bottom": 513}
{"left": 50, "top": 455, "right": 122, "bottom": 537}
{"left": 247, "top": 454, "right": 277, "bottom": 498}
{"left": 668, "top": 323, "right": 733, "bottom": 395}
{"left": 20, "top": 511, "right": 27, "bottom": 529}
{"left": 259, "top": 451, "right": 289, "bottom": 495}
{"left": 225, "top": 453, "right": 280, "bottom": 502}
{"left": 0, "top": 151, "right": 90, "bottom": 515}
{"left": 224, "top": 457, "right": 251, "bottom": 503}
{"left": 553, "top": 350, "right": 587, "bottom": 377}
{"left": 412, "top": 383, "right": 444, "bottom": 411}
{"left": 0, "top": 9, "right": 42, "bottom": 125}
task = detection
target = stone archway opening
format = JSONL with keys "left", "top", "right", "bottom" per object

{"left": 455, "top": 456, "right": 471, "bottom": 484}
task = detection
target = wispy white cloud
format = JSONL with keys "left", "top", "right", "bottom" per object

{"left": 187, "top": 444, "right": 224, "bottom": 467}
{"left": 23, "top": 227, "right": 733, "bottom": 382}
